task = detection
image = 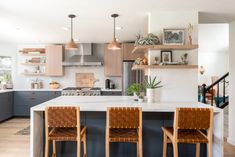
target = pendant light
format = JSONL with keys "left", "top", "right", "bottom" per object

{"left": 108, "top": 14, "right": 121, "bottom": 50}
{"left": 66, "top": 14, "right": 79, "bottom": 50}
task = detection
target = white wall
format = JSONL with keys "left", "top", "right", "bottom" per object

{"left": 0, "top": 44, "right": 122, "bottom": 89}
{"left": 198, "top": 24, "right": 229, "bottom": 85}
{"left": 148, "top": 11, "right": 198, "bottom": 101}
{"left": 228, "top": 21, "right": 235, "bottom": 146}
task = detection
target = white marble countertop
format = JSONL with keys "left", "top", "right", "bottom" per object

{"left": 0, "top": 89, "right": 62, "bottom": 93}
{"left": 0, "top": 89, "right": 14, "bottom": 93}
{"left": 31, "top": 96, "right": 222, "bottom": 112}
{"left": 13, "top": 88, "right": 62, "bottom": 91}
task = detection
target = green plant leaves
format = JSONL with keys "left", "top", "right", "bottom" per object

{"left": 144, "top": 76, "right": 163, "bottom": 89}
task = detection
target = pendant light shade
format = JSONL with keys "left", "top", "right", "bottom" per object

{"left": 66, "top": 14, "right": 79, "bottom": 50}
{"left": 108, "top": 14, "right": 121, "bottom": 50}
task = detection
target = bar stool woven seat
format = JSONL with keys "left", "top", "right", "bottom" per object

{"left": 109, "top": 128, "right": 138, "bottom": 142}
{"left": 48, "top": 126, "right": 86, "bottom": 141}
{"left": 162, "top": 127, "right": 209, "bottom": 143}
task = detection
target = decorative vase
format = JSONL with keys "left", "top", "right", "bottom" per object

{"left": 146, "top": 88, "right": 155, "bottom": 103}
{"left": 189, "top": 35, "right": 192, "bottom": 45}
{"left": 133, "top": 92, "right": 138, "bottom": 101}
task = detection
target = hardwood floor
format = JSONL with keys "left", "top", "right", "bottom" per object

{"left": 0, "top": 118, "right": 29, "bottom": 157}
{"left": 0, "top": 118, "right": 235, "bottom": 157}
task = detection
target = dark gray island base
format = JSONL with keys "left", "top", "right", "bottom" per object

{"left": 45, "top": 112, "right": 206, "bottom": 157}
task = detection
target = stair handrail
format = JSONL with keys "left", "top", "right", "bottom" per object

{"left": 201, "top": 72, "right": 229, "bottom": 107}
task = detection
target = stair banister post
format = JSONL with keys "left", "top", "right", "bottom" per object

{"left": 202, "top": 84, "right": 207, "bottom": 103}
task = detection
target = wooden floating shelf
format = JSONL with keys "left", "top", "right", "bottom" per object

{"left": 21, "top": 63, "right": 45, "bottom": 66}
{"left": 21, "top": 73, "right": 45, "bottom": 76}
{"left": 20, "top": 53, "right": 46, "bottom": 56}
{"left": 132, "top": 44, "right": 199, "bottom": 53}
{"left": 132, "top": 65, "right": 198, "bottom": 70}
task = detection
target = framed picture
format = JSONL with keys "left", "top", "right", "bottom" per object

{"left": 163, "top": 28, "right": 185, "bottom": 45}
{"left": 161, "top": 51, "right": 172, "bottom": 63}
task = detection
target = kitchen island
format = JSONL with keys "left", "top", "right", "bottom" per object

{"left": 30, "top": 96, "right": 223, "bottom": 157}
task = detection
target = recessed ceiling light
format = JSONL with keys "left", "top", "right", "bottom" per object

{"left": 16, "top": 27, "right": 21, "bottom": 31}
{"left": 115, "top": 26, "right": 123, "bottom": 30}
{"left": 62, "top": 27, "right": 69, "bottom": 31}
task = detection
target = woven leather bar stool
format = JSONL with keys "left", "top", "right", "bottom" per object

{"left": 162, "top": 108, "right": 214, "bottom": 157}
{"left": 45, "top": 106, "right": 87, "bottom": 157}
{"left": 106, "top": 107, "right": 142, "bottom": 157}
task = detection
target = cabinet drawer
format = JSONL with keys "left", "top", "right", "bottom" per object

{"left": 101, "top": 91, "right": 122, "bottom": 96}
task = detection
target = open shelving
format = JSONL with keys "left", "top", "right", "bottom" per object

{"left": 21, "top": 63, "right": 45, "bottom": 66}
{"left": 132, "top": 64, "right": 198, "bottom": 70}
{"left": 21, "top": 72, "right": 45, "bottom": 76}
{"left": 132, "top": 44, "right": 198, "bottom": 53}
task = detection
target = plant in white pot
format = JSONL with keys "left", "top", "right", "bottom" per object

{"left": 127, "top": 83, "right": 144, "bottom": 101}
{"left": 145, "top": 76, "right": 163, "bottom": 103}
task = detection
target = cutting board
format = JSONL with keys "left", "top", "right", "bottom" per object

{"left": 75, "top": 73, "right": 97, "bottom": 88}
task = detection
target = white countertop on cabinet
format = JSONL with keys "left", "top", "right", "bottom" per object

{"left": 31, "top": 96, "right": 222, "bottom": 112}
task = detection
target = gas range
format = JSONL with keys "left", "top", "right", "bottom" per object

{"left": 62, "top": 87, "right": 101, "bottom": 96}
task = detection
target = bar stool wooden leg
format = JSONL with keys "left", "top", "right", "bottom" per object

{"left": 83, "top": 133, "right": 87, "bottom": 157}
{"left": 53, "top": 140, "right": 56, "bottom": 157}
{"left": 45, "top": 140, "right": 49, "bottom": 157}
{"left": 138, "top": 137, "right": 143, "bottom": 157}
{"left": 106, "top": 138, "right": 110, "bottom": 157}
{"left": 77, "top": 141, "right": 81, "bottom": 157}
{"left": 162, "top": 132, "right": 167, "bottom": 157}
{"left": 196, "top": 143, "right": 200, "bottom": 157}
{"left": 173, "top": 142, "right": 178, "bottom": 157}
{"left": 207, "top": 141, "right": 212, "bottom": 157}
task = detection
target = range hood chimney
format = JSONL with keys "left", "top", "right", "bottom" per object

{"left": 62, "top": 43, "right": 103, "bottom": 66}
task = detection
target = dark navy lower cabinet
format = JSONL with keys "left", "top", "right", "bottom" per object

{"left": 48, "top": 91, "right": 61, "bottom": 99}
{"left": 0, "top": 92, "right": 13, "bottom": 122}
{"left": 13, "top": 91, "right": 61, "bottom": 116}
{"left": 101, "top": 91, "right": 122, "bottom": 96}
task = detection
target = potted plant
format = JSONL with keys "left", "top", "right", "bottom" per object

{"left": 127, "top": 83, "right": 144, "bottom": 101}
{"left": 145, "top": 76, "right": 163, "bottom": 103}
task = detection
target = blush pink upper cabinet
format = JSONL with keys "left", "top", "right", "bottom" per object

{"left": 45, "top": 45, "right": 64, "bottom": 76}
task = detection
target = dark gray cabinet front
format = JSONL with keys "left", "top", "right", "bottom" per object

{"left": 0, "top": 92, "right": 13, "bottom": 122}
{"left": 13, "top": 91, "right": 61, "bottom": 116}
{"left": 48, "top": 91, "right": 61, "bottom": 99}
{"left": 101, "top": 91, "right": 122, "bottom": 96}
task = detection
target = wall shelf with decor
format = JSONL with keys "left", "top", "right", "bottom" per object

{"left": 132, "top": 44, "right": 198, "bottom": 54}
{"left": 132, "top": 64, "right": 198, "bottom": 70}
{"left": 21, "top": 72, "right": 45, "bottom": 76}
{"left": 19, "top": 48, "right": 45, "bottom": 55}
{"left": 20, "top": 63, "right": 45, "bottom": 66}
{"left": 19, "top": 53, "right": 46, "bottom": 56}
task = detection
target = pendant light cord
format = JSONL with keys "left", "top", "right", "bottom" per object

{"left": 71, "top": 17, "right": 73, "bottom": 40}
{"left": 113, "top": 17, "right": 116, "bottom": 39}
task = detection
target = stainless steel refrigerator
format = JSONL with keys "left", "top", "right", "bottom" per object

{"left": 122, "top": 61, "right": 146, "bottom": 95}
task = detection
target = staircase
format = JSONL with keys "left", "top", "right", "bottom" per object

{"left": 201, "top": 72, "right": 229, "bottom": 108}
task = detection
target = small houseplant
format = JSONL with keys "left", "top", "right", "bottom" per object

{"left": 127, "top": 83, "right": 144, "bottom": 101}
{"left": 145, "top": 76, "right": 163, "bottom": 102}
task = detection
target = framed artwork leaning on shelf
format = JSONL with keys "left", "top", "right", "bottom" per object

{"left": 163, "top": 28, "right": 185, "bottom": 45}
{"left": 161, "top": 51, "right": 172, "bottom": 63}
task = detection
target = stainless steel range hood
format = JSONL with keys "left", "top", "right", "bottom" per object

{"left": 62, "top": 43, "right": 103, "bottom": 66}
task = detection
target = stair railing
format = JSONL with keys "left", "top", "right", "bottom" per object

{"left": 201, "top": 72, "right": 229, "bottom": 107}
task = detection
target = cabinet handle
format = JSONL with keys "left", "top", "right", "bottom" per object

{"left": 31, "top": 98, "right": 35, "bottom": 100}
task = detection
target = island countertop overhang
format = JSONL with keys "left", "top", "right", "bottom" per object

{"left": 31, "top": 96, "right": 222, "bottom": 112}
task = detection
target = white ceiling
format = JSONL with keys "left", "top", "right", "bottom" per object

{"left": 0, "top": 0, "right": 235, "bottom": 44}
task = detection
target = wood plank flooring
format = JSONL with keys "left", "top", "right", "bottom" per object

{"left": 0, "top": 118, "right": 29, "bottom": 157}
{"left": 0, "top": 118, "right": 235, "bottom": 157}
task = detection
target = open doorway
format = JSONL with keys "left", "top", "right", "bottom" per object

{"left": 198, "top": 24, "right": 229, "bottom": 138}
